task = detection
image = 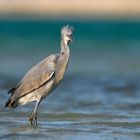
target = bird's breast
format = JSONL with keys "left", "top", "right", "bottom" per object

{"left": 54, "top": 54, "right": 69, "bottom": 85}
{"left": 54, "top": 66, "right": 66, "bottom": 85}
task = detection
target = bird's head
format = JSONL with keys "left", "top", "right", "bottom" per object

{"left": 61, "top": 25, "right": 74, "bottom": 45}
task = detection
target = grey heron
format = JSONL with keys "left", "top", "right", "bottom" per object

{"left": 5, "top": 25, "right": 74, "bottom": 126}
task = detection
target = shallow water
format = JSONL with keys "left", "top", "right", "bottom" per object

{"left": 0, "top": 19, "right": 140, "bottom": 139}
{"left": 1, "top": 75, "right": 140, "bottom": 140}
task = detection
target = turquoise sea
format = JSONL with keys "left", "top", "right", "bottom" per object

{"left": 0, "top": 19, "right": 140, "bottom": 140}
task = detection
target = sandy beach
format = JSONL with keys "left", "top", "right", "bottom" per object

{"left": 0, "top": 0, "right": 140, "bottom": 18}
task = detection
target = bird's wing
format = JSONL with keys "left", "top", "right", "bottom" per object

{"left": 14, "top": 54, "right": 58, "bottom": 98}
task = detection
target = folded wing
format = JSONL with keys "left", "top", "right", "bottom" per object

{"left": 11, "top": 55, "right": 57, "bottom": 98}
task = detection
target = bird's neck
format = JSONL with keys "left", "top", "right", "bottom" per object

{"left": 54, "top": 38, "right": 70, "bottom": 85}
{"left": 60, "top": 38, "right": 70, "bottom": 55}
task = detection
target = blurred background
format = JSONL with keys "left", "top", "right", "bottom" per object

{"left": 0, "top": 1, "right": 140, "bottom": 140}
{"left": 0, "top": 0, "right": 140, "bottom": 78}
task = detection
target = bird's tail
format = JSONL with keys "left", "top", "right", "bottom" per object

{"left": 5, "top": 96, "right": 18, "bottom": 108}
{"left": 5, "top": 84, "right": 21, "bottom": 108}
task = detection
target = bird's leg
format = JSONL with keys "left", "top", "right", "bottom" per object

{"left": 29, "top": 100, "right": 40, "bottom": 126}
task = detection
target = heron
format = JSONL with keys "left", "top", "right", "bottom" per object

{"left": 5, "top": 25, "right": 74, "bottom": 126}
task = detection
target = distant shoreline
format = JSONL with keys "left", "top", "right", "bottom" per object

{"left": 0, "top": 14, "right": 140, "bottom": 21}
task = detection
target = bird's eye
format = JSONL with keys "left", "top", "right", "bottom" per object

{"left": 67, "top": 34, "right": 72, "bottom": 38}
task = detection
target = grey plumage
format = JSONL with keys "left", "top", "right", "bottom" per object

{"left": 5, "top": 25, "right": 74, "bottom": 125}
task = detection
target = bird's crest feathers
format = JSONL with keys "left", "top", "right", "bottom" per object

{"left": 61, "top": 25, "right": 74, "bottom": 36}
